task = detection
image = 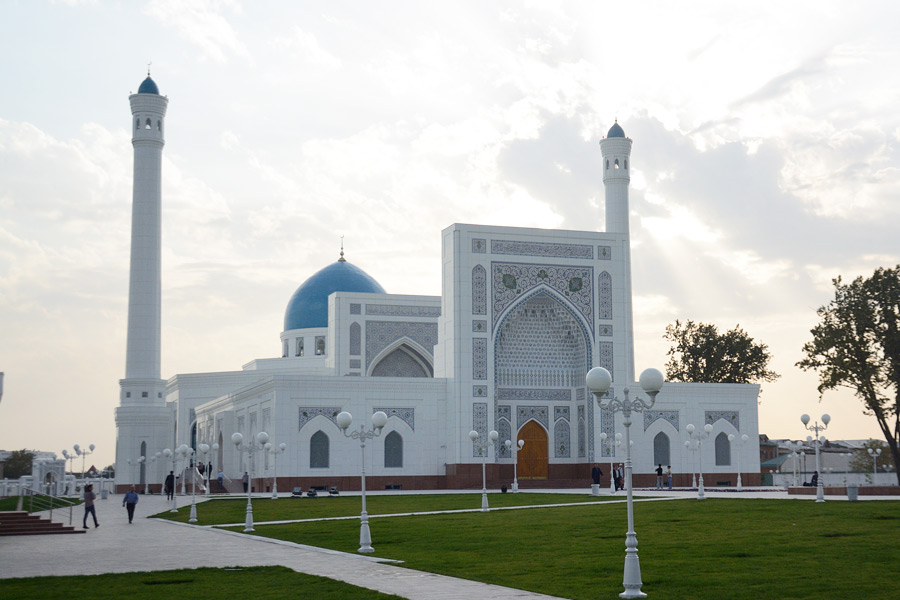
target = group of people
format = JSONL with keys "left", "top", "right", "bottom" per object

{"left": 655, "top": 464, "right": 673, "bottom": 489}
{"left": 592, "top": 463, "right": 675, "bottom": 490}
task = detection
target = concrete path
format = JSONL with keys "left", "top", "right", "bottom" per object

{"left": 0, "top": 492, "right": 565, "bottom": 599}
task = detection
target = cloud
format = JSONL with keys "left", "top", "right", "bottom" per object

{"left": 144, "top": 0, "right": 248, "bottom": 63}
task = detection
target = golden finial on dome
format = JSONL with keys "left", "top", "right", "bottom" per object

{"left": 338, "top": 235, "right": 346, "bottom": 262}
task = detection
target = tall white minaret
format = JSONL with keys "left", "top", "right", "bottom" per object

{"left": 115, "top": 73, "right": 172, "bottom": 490}
{"left": 600, "top": 121, "right": 636, "bottom": 382}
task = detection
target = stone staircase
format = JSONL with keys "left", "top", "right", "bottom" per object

{"left": 0, "top": 511, "right": 85, "bottom": 536}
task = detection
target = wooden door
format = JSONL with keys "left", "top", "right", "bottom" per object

{"left": 518, "top": 420, "right": 548, "bottom": 479}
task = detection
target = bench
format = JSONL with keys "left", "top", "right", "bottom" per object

{"left": 384, "top": 484, "right": 402, "bottom": 490}
{"left": 290, "top": 487, "right": 303, "bottom": 498}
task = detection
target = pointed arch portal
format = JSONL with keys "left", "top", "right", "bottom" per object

{"left": 517, "top": 420, "right": 548, "bottom": 479}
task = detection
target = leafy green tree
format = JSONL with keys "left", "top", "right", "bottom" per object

{"left": 3, "top": 449, "right": 34, "bottom": 479}
{"left": 797, "top": 266, "right": 900, "bottom": 486}
{"left": 848, "top": 439, "right": 894, "bottom": 474}
{"left": 663, "top": 320, "right": 780, "bottom": 384}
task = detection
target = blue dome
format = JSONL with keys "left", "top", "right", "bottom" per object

{"left": 607, "top": 121, "right": 625, "bottom": 138}
{"left": 284, "top": 260, "right": 386, "bottom": 330}
{"left": 138, "top": 76, "right": 160, "bottom": 95}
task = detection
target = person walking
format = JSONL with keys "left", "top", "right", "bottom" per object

{"left": 122, "top": 486, "right": 139, "bottom": 524}
{"left": 615, "top": 464, "right": 624, "bottom": 491}
{"left": 82, "top": 484, "right": 99, "bottom": 529}
{"left": 655, "top": 464, "right": 664, "bottom": 489}
{"left": 666, "top": 465, "right": 673, "bottom": 489}
{"left": 164, "top": 470, "right": 175, "bottom": 500}
{"left": 242, "top": 471, "right": 249, "bottom": 493}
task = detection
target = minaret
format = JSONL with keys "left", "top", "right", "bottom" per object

{"left": 115, "top": 72, "right": 172, "bottom": 491}
{"left": 600, "top": 121, "right": 636, "bottom": 382}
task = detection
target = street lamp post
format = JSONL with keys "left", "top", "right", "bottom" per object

{"left": 337, "top": 410, "right": 388, "bottom": 553}
{"left": 190, "top": 444, "right": 209, "bottom": 523}
{"left": 685, "top": 424, "right": 713, "bottom": 500}
{"left": 789, "top": 443, "right": 805, "bottom": 488}
{"left": 74, "top": 444, "right": 95, "bottom": 489}
{"left": 268, "top": 442, "right": 287, "bottom": 499}
{"left": 587, "top": 366, "right": 664, "bottom": 600}
{"left": 469, "top": 429, "right": 499, "bottom": 511}
{"left": 683, "top": 440, "right": 698, "bottom": 488}
{"left": 728, "top": 433, "right": 749, "bottom": 491}
{"left": 232, "top": 431, "right": 270, "bottom": 532}
{"left": 801, "top": 413, "right": 830, "bottom": 502}
{"left": 180, "top": 445, "right": 193, "bottom": 496}
{"left": 210, "top": 443, "right": 219, "bottom": 495}
{"left": 197, "top": 444, "right": 211, "bottom": 499}
{"left": 61, "top": 450, "right": 77, "bottom": 495}
{"left": 868, "top": 447, "right": 882, "bottom": 479}
{"left": 504, "top": 438, "right": 524, "bottom": 493}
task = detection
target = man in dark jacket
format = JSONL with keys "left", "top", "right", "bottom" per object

{"left": 164, "top": 471, "right": 175, "bottom": 500}
{"left": 123, "top": 486, "right": 139, "bottom": 523}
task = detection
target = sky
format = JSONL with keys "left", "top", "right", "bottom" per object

{"left": 1, "top": 1, "right": 898, "bottom": 469}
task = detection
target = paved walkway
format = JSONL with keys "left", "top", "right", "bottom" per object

{"left": 2, "top": 488, "right": 895, "bottom": 598}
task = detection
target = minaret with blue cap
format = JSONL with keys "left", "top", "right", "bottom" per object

{"left": 115, "top": 71, "right": 170, "bottom": 490}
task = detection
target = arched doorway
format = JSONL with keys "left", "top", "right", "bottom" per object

{"left": 518, "top": 420, "right": 548, "bottom": 479}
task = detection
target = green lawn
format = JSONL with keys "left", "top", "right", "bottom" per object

{"left": 154, "top": 492, "right": 612, "bottom": 524}
{"left": 231, "top": 498, "right": 900, "bottom": 600}
{"left": 0, "top": 566, "right": 402, "bottom": 600}
{"left": 0, "top": 495, "right": 82, "bottom": 512}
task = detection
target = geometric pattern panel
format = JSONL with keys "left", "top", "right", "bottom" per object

{"left": 517, "top": 405, "right": 549, "bottom": 431}
{"left": 554, "top": 406, "right": 570, "bottom": 422}
{"left": 472, "top": 319, "right": 487, "bottom": 333}
{"left": 598, "top": 271, "right": 612, "bottom": 320}
{"left": 371, "top": 348, "right": 430, "bottom": 377}
{"left": 349, "top": 322, "right": 361, "bottom": 355}
{"left": 473, "top": 338, "right": 487, "bottom": 380}
{"left": 473, "top": 402, "right": 488, "bottom": 458}
{"left": 644, "top": 410, "right": 679, "bottom": 432}
{"left": 374, "top": 407, "right": 415, "bottom": 431}
{"left": 365, "top": 304, "right": 441, "bottom": 317}
{"left": 497, "top": 405, "right": 511, "bottom": 421}
{"left": 349, "top": 359, "right": 361, "bottom": 369}
{"left": 298, "top": 407, "right": 342, "bottom": 431}
{"left": 472, "top": 238, "right": 487, "bottom": 253}
{"left": 599, "top": 323, "right": 613, "bottom": 337}
{"left": 598, "top": 246, "right": 611, "bottom": 260}
{"left": 472, "top": 265, "right": 487, "bottom": 315}
{"left": 705, "top": 410, "right": 739, "bottom": 431}
{"left": 600, "top": 403, "right": 615, "bottom": 457}
{"left": 577, "top": 406, "right": 586, "bottom": 458}
{"left": 599, "top": 342, "right": 614, "bottom": 374}
{"left": 496, "top": 388, "right": 571, "bottom": 401}
{"left": 491, "top": 262, "right": 593, "bottom": 330}
{"left": 491, "top": 239, "right": 593, "bottom": 259}
{"left": 473, "top": 385, "right": 488, "bottom": 398}
{"left": 554, "top": 419, "right": 571, "bottom": 458}
{"left": 498, "top": 418, "right": 512, "bottom": 458}
{"left": 365, "top": 320, "right": 438, "bottom": 370}
{"left": 350, "top": 303, "right": 361, "bottom": 314}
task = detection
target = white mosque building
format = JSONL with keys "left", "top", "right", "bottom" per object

{"left": 114, "top": 75, "right": 761, "bottom": 493}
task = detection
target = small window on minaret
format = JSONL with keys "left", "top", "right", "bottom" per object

{"left": 157, "top": 120, "right": 161, "bottom": 131}
{"left": 296, "top": 338, "right": 304, "bottom": 357}
{"left": 605, "top": 159, "right": 609, "bottom": 170}
{"left": 135, "top": 119, "right": 140, "bottom": 130}
{"left": 614, "top": 159, "right": 620, "bottom": 169}
{"left": 145, "top": 118, "right": 152, "bottom": 129}
{"left": 625, "top": 159, "right": 628, "bottom": 169}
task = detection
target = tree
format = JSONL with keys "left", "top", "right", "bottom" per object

{"left": 663, "top": 320, "right": 780, "bottom": 384}
{"left": 3, "top": 449, "right": 34, "bottom": 479}
{"left": 797, "top": 266, "right": 900, "bottom": 486}
{"left": 848, "top": 439, "right": 894, "bottom": 475}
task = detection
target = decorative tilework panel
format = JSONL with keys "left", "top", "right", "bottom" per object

{"left": 349, "top": 322, "right": 361, "bottom": 356}
{"left": 473, "top": 338, "right": 487, "bottom": 380}
{"left": 496, "top": 388, "right": 571, "bottom": 401}
{"left": 472, "top": 320, "right": 487, "bottom": 333}
{"left": 575, "top": 387, "right": 585, "bottom": 402}
{"left": 262, "top": 407, "right": 271, "bottom": 432}
{"left": 472, "top": 238, "right": 487, "bottom": 253}
{"left": 365, "top": 321, "right": 438, "bottom": 370}
{"left": 705, "top": 411, "right": 739, "bottom": 431}
{"left": 599, "top": 342, "right": 613, "bottom": 373}
{"left": 491, "top": 239, "right": 593, "bottom": 259}
{"left": 473, "top": 385, "right": 488, "bottom": 397}
{"left": 517, "top": 405, "right": 549, "bottom": 431}
{"left": 598, "top": 246, "right": 611, "bottom": 260}
{"left": 374, "top": 407, "right": 415, "bottom": 431}
{"left": 491, "top": 262, "right": 593, "bottom": 330}
{"left": 599, "top": 324, "right": 613, "bottom": 337}
{"left": 349, "top": 359, "right": 361, "bottom": 369}
{"left": 554, "top": 406, "right": 570, "bottom": 422}
{"left": 644, "top": 410, "right": 679, "bottom": 431}
{"left": 600, "top": 402, "right": 615, "bottom": 457}
{"left": 554, "top": 420, "right": 571, "bottom": 458}
{"left": 473, "top": 403, "right": 487, "bottom": 457}
{"left": 350, "top": 303, "right": 361, "bottom": 315}
{"left": 298, "top": 407, "right": 341, "bottom": 430}
{"left": 578, "top": 405, "right": 586, "bottom": 458}
{"left": 494, "top": 292, "right": 588, "bottom": 388}
{"left": 366, "top": 304, "right": 441, "bottom": 317}
{"left": 598, "top": 271, "right": 612, "bottom": 320}
{"left": 498, "top": 418, "right": 512, "bottom": 458}
{"left": 472, "top": 265, "right": 487, "bottom": 315}
{"left": 497, "top": 405, "right": 511, "bottom": 421}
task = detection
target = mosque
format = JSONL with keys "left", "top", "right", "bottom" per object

{"left": 114, "top": 74, "right": 761, "bottom": 493}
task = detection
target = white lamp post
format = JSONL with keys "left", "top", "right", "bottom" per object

{"left": 789, "top": 443, "right": 804, "bottom": 488}
{"left": 127, "top": 459, "right": 138, "bottom": 490}
{"left": 197, "top": 443, "right": 211, "bottom": 498}
{"left": 62, "top": 450, "right": 77, "bottom": 495}
{"left": 801, "top": 413, "right": 830, "bottom": 502}
{"left": 469, "top": 429, "right": 499, "bottom": 511}
{"left": 683, "top": 440, "right": 698, "bottom": 488}
{"left": 178, "top": 444, "right": 192, "bottom": 496}
{"left": 867, "top": 447, "right": 882, "bottom": 478}
{"left": 728, "top": 433, "right": 749, "bottom": 490}
{"left": 232, "top": 431, "right": 269, "bottom": 532}
{"left": 685, "top": 424, "right": 713, "bottom": 500}
{"left": 190, "top": 443, "right": 209, "bottom": 523}
{"left": 268, "top": 442, "right": 287, "bottom": 499}
{"left": 337, "top": 410, "right": 388, "bottom": 553}
{"left": 504, "top": 438, "right": 524, "bottom": 493}
{"left": 74, "top": 444, "right": 95, "bottom": 488}
{"left": 587, "top": 366, "right": 664, "bottom": 600}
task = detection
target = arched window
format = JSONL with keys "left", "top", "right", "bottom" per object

{"left": 614, "top": 158, "right": 620, "bottom": 169}
{"left": 310, "top": 431, "right": 329, "bottom": 468}
{"left": 145, "top": 117, "right": 152, "bottom": 129}
{"left": 653, "top": 432, "right": 670, "bottom": 467}
{"left": 282, "top": 339, "right": 289, "bottom": 357}
{"left": 715, "top": 432, "right": 731, "bottom": 465}
{"left": 606, "top": 159, "right": 609, "bottom": 170}
{"left": 384, "top": 431, "right": 403, "bottom": 468}
{"left": 135, "top": 118, "right": 140, "bottom": 130}
{"left": 157, "top": 120, "right": 161, "bottom": 131}
{"left": 624, "top": 159, "right": 628, "bottom": 170}
{"left": 349, "top": 322, "right": 361, "bottom": 355}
